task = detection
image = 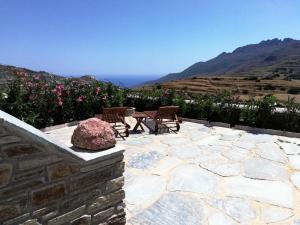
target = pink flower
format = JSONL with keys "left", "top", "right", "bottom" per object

{"left": 34, "top": 75, "right": 41, "bottom": 81}
{"left": 27, "top": 82, "right": 33, "bottom": 88}
{"left": 76, "top": 95, "right": 86, "bottom": 103}
{"left": 56, "top": 97, "right": 63, "bottom": 106}
{"left": 96, "top": 87, "right": 101, "bottom": 95}
{"left": 55, "top": 84, "right": 64, "bottom": 97}
{"left": 17, "top": 71, "right": 28, "bottom": 77}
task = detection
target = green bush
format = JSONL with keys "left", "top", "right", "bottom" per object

{"left": 1, "top": 73, "right": 300, "bottom": 132}
{"left": 0, "top": 72, "right": 124, "bottom": 128}
{"left": 287, "top": 88, "right": 300, "bottom": 94}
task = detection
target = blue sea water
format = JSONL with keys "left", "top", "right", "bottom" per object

{"left": 95, "top": 75, "right": 161, "bottom": 87}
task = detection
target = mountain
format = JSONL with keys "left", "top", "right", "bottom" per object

{"left": 150, "top": 38, "right": 300, "bottom": 84}
{"left": 0, "top": 65, "right": 97, "bottom": 89}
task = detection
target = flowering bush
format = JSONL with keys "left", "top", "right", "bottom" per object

{"left": 1, "top": 72, "right": 299, "bottom": 132}
{"left": 0, "top": 72, "right": 124, "bottom": 128}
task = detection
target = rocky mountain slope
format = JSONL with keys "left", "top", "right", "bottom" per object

{"left": 152, "top": 38, "right": 300, "bottom": 84}
{"left": 0, "top": 64, "right": 96, "bottom": 89}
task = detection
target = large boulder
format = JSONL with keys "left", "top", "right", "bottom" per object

{"left": 71, "top": 118, "right": 116, "bottom": 150}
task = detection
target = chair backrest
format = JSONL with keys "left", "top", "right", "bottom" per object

{"left": 102, "top": 107, "right": 127, "bottom": 123}
{"left": 157, "top": 106, "right": 179, "bottom": 120}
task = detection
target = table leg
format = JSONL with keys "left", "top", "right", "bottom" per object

{"left": 133, "top": 118, "right": 145, "bottom": 132}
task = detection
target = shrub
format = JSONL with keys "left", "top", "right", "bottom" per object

{"left": 264, "top": 84, "right": 276, "bottom": 90}
{"left": 242, "top": 89, "right": 249, "bottom": 94}
{"left": 1, "top": 74, "right": 300, "bottom": 132}
{"left": 244, "top": 76, "right": 258, "bottom": 81}
{"left": 287, "top": 88, "right": 300, "bottom": 94}
{"left": 280, "top": 87, "right": 286, "bottom": 91}
{"left": 1, "top": 72, "right": 123, "bottom": 128}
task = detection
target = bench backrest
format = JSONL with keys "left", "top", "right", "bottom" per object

{"left": 157, "top": 106, "right": 179, "bottom": 120}
{"left": 102, "top": 107, "right": 127, "bottom": 123}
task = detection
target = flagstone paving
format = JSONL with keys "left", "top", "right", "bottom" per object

{"left": 121, "top": 119, "right": 300, "bottom": 225}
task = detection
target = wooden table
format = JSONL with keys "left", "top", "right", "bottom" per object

{"left": 132, "top": 112, "right": 148, "bottom": 132}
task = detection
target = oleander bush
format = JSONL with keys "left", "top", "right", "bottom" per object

{"left": 1, "top": 72, "right": 300, "bottom": 132}
{"left": 0, "top": 72, "right": 125, "bottom": 128}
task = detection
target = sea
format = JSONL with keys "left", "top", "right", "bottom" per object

{"left": 95, "top": 75, "right": 161, "bottom": 88}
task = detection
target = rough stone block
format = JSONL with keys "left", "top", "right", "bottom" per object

{"left": 0, "top": 127, "right": 8, "bottom": 136}
{"left": 0, "top": 135, "right": 22, "bottom": 145}
{"left": 21, "top": 219, "right": 42, "bottom": 225}
{"left": 71, "top": 215, "right": 91, "bottom": 225}
{"left": 114, "top": 162, "right": 125, "bottom": 177}
{"left": 32, "top": 182, "right": 66, "bottom": 206}
{"left": 2, "top": 144, "right": 41, "bottom": 158}
{"left": 0, "top": 203, "right": 22, "bottom": 222}
{"left": 32, "top": 207, "right": 54, "bottom": 218}
{"left": 61, "top": 195, "right": 86, "bottom": 213}
{"left": 106, "top": 211, "right": 126, "bottom": 225}
{"left": 105, "top": 177, "right": 124, "bottom": 193}
{"left": 0, "top": 178, "right": 44, "bottom": 198}
{"left": 47, "top": 161, "right": 80, "bottom": 181}
{"left": 69, "top": 167, "right": 113, "bottom": 193}
{"left": 83, "top": 188, "right": 108, "bottom": 206}
{"left": 41, "top": 210, "right": 59, "bottom": 222}
{"left": 87, "top": 190, "right": 125, "bottom": 214}
{"left": 93, "top": 207, "right": 115, "bottom": 223}
{"left": 3, "top": 213, "right": 30, "bottom": 225}
{"left": 0, "top": 163, "right": 12, "bottom": 188}
{"left": 115, "top": 202, "right": 126, "bottom": 213}
{"left": 15, "top": 168, "right": 44, "bottom": 181}
{"left": 18, "top": 155, "right": 62, "bottom": 171}
{"left": 47, "top": 205, "right": 86, "bottom": 225}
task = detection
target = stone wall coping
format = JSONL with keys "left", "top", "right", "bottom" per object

{"left": 182, "top": 117, "right": 300, "bottom": 138}
{"left": 0, "top": 110, "right": 124, "bottom": 162}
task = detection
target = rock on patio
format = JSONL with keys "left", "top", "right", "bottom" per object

{"left": 46, "top": 117, "right": 300, "bottom": 225}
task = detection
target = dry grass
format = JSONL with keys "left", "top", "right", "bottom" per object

{"left": 152, "top": 77, "right": 300, "bottom": 103}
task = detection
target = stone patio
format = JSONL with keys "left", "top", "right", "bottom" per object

{"left": 122, "top": 118, "right": 300, "bottom": 225}
{"left": 46, "top": 118, "right": 300, "bottom": 225}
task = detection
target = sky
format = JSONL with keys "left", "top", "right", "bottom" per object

{"left": 0, "top": 0, "right": 300, "bottom": 78}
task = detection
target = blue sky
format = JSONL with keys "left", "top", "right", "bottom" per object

{"left": 0, "top": 0, "right": 300, "bottom": 77}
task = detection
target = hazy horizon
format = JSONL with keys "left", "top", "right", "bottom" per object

{"left": 1, "top": 0, "right": 300, "bottom": 76}
{"left": 67, "top": 74, "right": 162, "bottom": 87}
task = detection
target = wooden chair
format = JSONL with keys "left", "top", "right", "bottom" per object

{"left": 97, "top": 107, "right": 130, "bottom": 139}
{"left": 144, "top": 106, "right": 181, "bottom": 134}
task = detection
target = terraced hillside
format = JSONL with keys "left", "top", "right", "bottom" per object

{"left": 161, "top": 77, "right": 300, "bottom": 103}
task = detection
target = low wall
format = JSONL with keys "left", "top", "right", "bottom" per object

{"left": 182, "top": 117, "right": 300, "bottom": 138}
{"left": 0, "top": 112, "right": 126, "bottom": 225}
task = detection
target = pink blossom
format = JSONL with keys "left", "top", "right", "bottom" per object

{"left": 17, "top": 71, "right": 28, "bottom": 77}
{"left": 76, "top": 95, "right": 86, "bottom": 103}
{"left": 57, "top": 98, "right": 63, "bottom": 106}
{"left": 55, "top": 84, "right": 64, "bottom": 97}
{"left": 34, "top": 75, "right": 41, "bottom": 81}
{"left": 96, "top": 87, "right": 101, "bottom": 95}
{"left": 27, "top": 82, "right": 33, "bottom": 88}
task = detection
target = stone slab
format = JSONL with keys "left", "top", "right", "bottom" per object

{"left": 129, "top": 193, "right": 203, "bottom": 225}
{"left": 244, "top": 157, "right": 289, "bottom": 181}
{"left": 223, "top": 177, "right": 294, "bottom": 209}
{"left": 167, "top": 165, "right": 219, "bottom": 195}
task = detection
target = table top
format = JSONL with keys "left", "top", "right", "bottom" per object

{"left": 132, "top": 112, "right": 148, "bottom": 118}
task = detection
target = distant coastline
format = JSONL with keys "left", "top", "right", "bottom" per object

{"left": 94, "top": 75, "right": 161, "bottom": 87}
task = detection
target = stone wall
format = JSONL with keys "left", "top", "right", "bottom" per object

{"left": 0, "top": 118, "right": 126, "bottom": 225}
